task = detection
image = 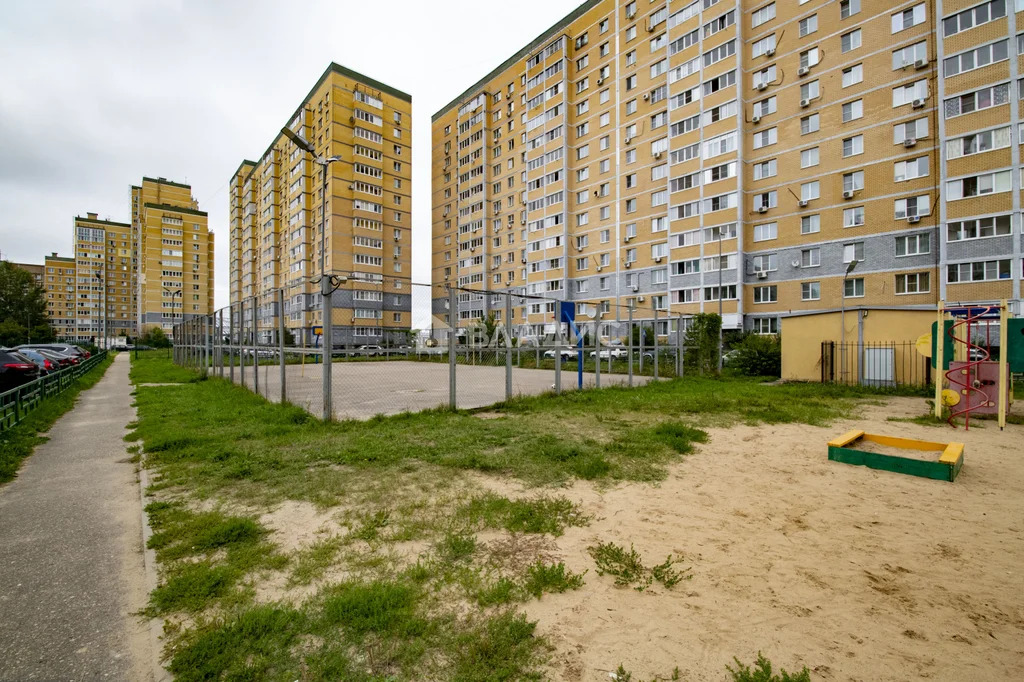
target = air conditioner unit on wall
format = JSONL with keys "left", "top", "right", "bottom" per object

{"left": 756, "top": 271, "right": 768, "bottom": 279}
{"left": 797, "top": 66, "right": 809, "bottom": 77}
{"left": 912, "top": 98, "right": 926, "bottom": 109}
{"left": 800, "top": 98, "right": 810, "bottom": 108}
{"left": 756, "top": 82, "right": 768, "bottom": 91}
{"left": 758, "top": 206, "right": 768, "bottom": 214}
{"left": 843, "top": 190, "right": 855, "bottom": 199}
{"left": 903, "top": 138, "right": 917, "bottom": 148}
{"left": 798, "top": 200, "right": 808, "bottom": 208}
{"left": 751, "top": 114, "right": 761, "bottom": 124}
{"left": 914, "top": 58, "right": 929, "bottom": 70}
{"left": 908, "top": 215, "right": 921, "bottom": 223}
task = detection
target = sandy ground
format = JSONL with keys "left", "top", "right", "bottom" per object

{"left": 473, "top": 397, "right": 1024, "bottom": 681}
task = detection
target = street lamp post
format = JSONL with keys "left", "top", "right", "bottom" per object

{"left": 840, "top": 259, "right": 859, "bottom": 383}
{"left": 94, "top": 271, "right": 105, "bottom": 350}
{"left": 281, "top": 125, "right": 346, "bottom": 421}
{"left": 717, "top": 228, "right": 723, "bottom": 373}
{"left": 163, "top": 286, "right": 181, "bottom": 359}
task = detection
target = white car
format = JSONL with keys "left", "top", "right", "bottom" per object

{"left": 543, "top": 348, "right": 578, "bottom": 361}
{"left": 590, "top": 347, "right": 629, "bottom": 360}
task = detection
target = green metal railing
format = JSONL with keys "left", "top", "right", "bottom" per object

{"left": 0, "top": 351, "right": 109, "bottom": 433}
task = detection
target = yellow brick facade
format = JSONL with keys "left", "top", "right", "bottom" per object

{"left": 42, "top": 254, "right": 76, "bottom": 340}
{"left": 229, "top": 63, "right": 412, "bottom": 347}
{"left": 431, "top": 0, "right": 1023, "bottom": 340}
{"left": 133, "top": 177, "right": 215, "bottom": 334}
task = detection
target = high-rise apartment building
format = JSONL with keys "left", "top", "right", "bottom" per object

{"left": 132, "top": 177, "right": 215, "bottom": 334}
{"left": 73, "top": 213, "right": 136, "bottom": 341}
{"left": 42, "top": 253, "right": 76, "bottom": 340}
{"left": 431, "top": 0, "right": 1022, "bottom": 340}
{"left": 229, "top": 63, "right": 412, "bottom": 347}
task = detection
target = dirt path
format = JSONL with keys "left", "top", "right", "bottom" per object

{"left": 0, "top": 354, "right": 157, "bottom": 681}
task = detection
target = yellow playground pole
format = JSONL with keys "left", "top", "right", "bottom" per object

{"left": 999, "top": 299, "right": 1008, "bottom": 430}
{"left": 934, "top": 301, "right": 945, "bottom": 419}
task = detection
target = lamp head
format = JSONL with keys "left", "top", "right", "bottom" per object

{"left": 280, "top": 126, "right": 314, "bottom": 154}
{"left": 845, "top": 259, "right": 859, "bottom": 275}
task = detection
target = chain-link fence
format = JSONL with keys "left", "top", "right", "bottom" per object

{"left": 172, "top": 282, "right": 719, "bottom": 421}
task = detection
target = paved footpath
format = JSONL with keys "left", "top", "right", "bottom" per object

{"left": 0, "top": 354, "right": 156, "bottom": 681}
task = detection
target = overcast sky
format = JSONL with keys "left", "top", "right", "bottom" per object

{"left": 0, "top": 0, "right": 583, "bottom": 325}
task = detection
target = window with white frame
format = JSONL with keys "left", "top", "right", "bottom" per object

{"left": 752, "top": 3, "right": 775, "bottom": 28}
{"left": 801, "top": 181, "right": 820, "bottom": 201}
{"left": 842, "top": 242, "right": 864, "bottom": 263}
{"left": 843, "top": 170, "right": 865, "bottom": 191}
{"left": 753, "top": 285, "right": 777, "bottom": 303}
{"left": 752, "top": 317, "right": 779, "bottom": 334}
{"left": 892, "top": 41, "right": 928, "bottom": 69}
{"left": 753, "top": 159, "right": 777, "bottom": 180}
{"left": 842, "top": 64, "right": 863, "bottom": 87}
{"left": 842, "top": 99, "right": 863, "bottom": 122}
{"left": 801, "top": 247, "right": 820, "bottom": 267}
{"left": 752, "top": 253, "right": 777, "bottom": 271}
{"left": 895, "top": 232, "right": 930, "bottom": 256}
{"left": 946, "top": 170, "right": 1012, "bottom": 199}
{"left": 894, "top": 156, "right": 929, "bottom": 181}
{"left": 752, "top": 34, "right": 776, "bottom": 58}
{"left": 799, "top": 14, "right": 817, "bottom": 36}
{"left": 892, "top": 3, "right": 926, "bottom": 32}
{"left": 842, "top": 135, "right": 863, "bottom": 157}
{"left": 801, "top": 214, "right": 820, "bottom": 234}
{"left": 800, "top": 147, "right": 819, "bottom": 168}
{"left": 801, "top": 80, "right": 820, "bottom": 101}
{"left": 895, "top": 272, "right": 930, "bottom": 294}
{"left": 801, "top": 113, "right": 820, "bottom": 134}
{"left": 754, "top": 222, "right": 777, "bottom": 241}
{"left": 841, "top": 29, "right": 861, "bottom": 52}
{"left": 840, "top": 0, "right": 861, "bottom": 20}
{"left": 754, "top": 191, "right": 777, "bottom": 209}
{"left": 894, "top": 117, "right": 928, "bottom": 143}
{"left": 753, "top": 128, "right": 777, "bottom": 149}
{"left": 894, "top": 195, "right": 930, "bottom": 218}
{"left": 801, "top": 281, "right": 821, "bottom": 300}
{"left": 844, "top": 277, "right": 865, "bottom": 297}
{"left": 947, "top": 215, "right": 1012, "bottom": 241}
{"left": 944, "top": 40, "right": 1009, "bottom": 77}
{"left": 944, "top": 83, "right": 1010, "bottom": 118}
{"left": 947, "top": 259, "right": 1011, "bottom": 282}
{"left": 843, "top": 206, "right": 865, "bottom": 227}
{"left": 943, "top": 0, "right": 1006, "bottom": 37}
{"left": 945, "top": 127, "right": 1011, "bottom": 159}
{"left": 754, "top": 96, "right": 777, "bottom": 117}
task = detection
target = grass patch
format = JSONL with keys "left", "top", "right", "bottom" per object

{"left": 522, "top": 560, "right": 585, "bottom": 598}
{"left": 289, "top": 535, "right": 344, "bottom": 585}
{"left": 144, "top": 501, "right": 284, "bottom": 615}
{"left": 727, "top": 652, "right": 811, "bottom": 682}
{"left": 129, "top": 355, "right": 879, "bottom": 500}
{"left": 588, "top": 541, "right": 690, "bottom": 592}
{"left": 460, "top": 493, "right": 588, "bottom": 536}
{"left": 0, "top": 354, "right": 113, "bottom": 484}
{"left": 437, "top": 531, "right": 477, "bottom": 562}
{"left": 129, "top": 349, "right": 198, "bottom": 384}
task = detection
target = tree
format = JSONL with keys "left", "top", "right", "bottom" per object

{"left": 684, "top": 313, "right": 722, "bottom": 376}
{"left": 0, "top": 261, "right": 54, "bottom": 346}
{"left": 140, "top": 327, "right": 171, "bottom": 348}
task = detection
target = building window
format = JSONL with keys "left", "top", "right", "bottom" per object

{"left": 801, "top": 214, "right": 820, "bottom": 234}
{"left": 892, "top": 3, "right": 926, "bottom": 33}
{"left": 800, "top": 113, "right": 819, "bottom": 134}
{"left": 843, "top": 206, "right": 865, "bottom": 228}
{"left": 841, "top": 29, "right": 862, "bottom": 52}
{"left": 842, "top": 242, "right": 864, "bottom": 263}
{"left": 840, "top": 0, "right": 860, "bottom": 20}
{"left": 894, "top": 156, "right": 929, "bottom": 182}
{"left": 943, "top": 0, "right": 1005, "bottom": 37}
{"left": 946, "top": 170, "right": 1012, "bottom": 199}
{"left": 842, "top": 135, "right": 863, "bottom": 157}
{"left": 801, "top": 282, "right": 821, "bottom": 301}
{"left": 843, "top": 277, "right": 865, "bottom": 298}
{"left": 752, "top": 3, "right": 776, "bottom": 28}
{"left": 895, "top": 233, "right": 930, "bottom": 256}
{"left": 753, "top": 285, "right": 777, "bottom": 303}
{"left": 842, "top": 64, "right": 863, "bottom": 87}
{"left": 842, "top": 99, "right": 863, "bottom": 122}
{"left": 800, "top": 147, "right": 819, "bottom": 168}
{"left": 798, "top": 14, "right": 817, "bottom": 37}
{"left": 947, "top": 259, "right": 1011, "bottom": 283}
{"left": 944, "top": 83, "right": 1009, "bottom": 118}
{"left": 947, "top": 215, "right": 1012, "bottom": 241}
{"left": 801, "top": 248, "right": 820, "bottom": 268}
{"left": 944, "top": 40, "right": 1009, "bottom": 77}
{"left": 753, "top": 222, "right": 777, "bottom": 241}
{"left": 896, "top": 272, "right": 930, "bottom": 295}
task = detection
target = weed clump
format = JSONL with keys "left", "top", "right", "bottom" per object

{"left": 587, "top": 541, "right": 690, "bottom": 591}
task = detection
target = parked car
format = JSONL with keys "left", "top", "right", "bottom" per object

{"left": 20, "top": 347, "right": 79, "bottom": 367}
{"left": 241, "top": 348, "right": 276, "bottom": 358}
{"left": 17, "top": 343, "right": 87, "bottom": 359}
{"left": 1, "top": 350, "right": 41, "bottom": 392}
{"left": 543, "top": 348, "right": 579, "bottom": 361}
{"left": 590, "top": 347, "right": 629, "bottom": 360}
{"left": 356, "top": 345, "right": 384, "bottom": 357}
{"left": 15, "top": 348, "right": 58, "bottom": 375}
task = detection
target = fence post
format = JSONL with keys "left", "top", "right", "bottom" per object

{"left": 251, "top": 297, "right": 260, "bottom": 397}
{"left": 278, "top": 288, "right": 286, "bottom": 404}
{"left": 239, "top": 304, "right": 246, "bottom": 388}
{"left": 593, "top": 319, "right": 600, "bottom": 389}
{"left": 448, "top": 286, "right": 457, "bottom": 410}
{"left": 628, "top": 306, "right": 634, "bottom": 387}
{"left": 677, "top": 315, "right": 684, "bottom": 378}
{"left": 653, "top": 308, "right": 659, "bottom": 380}
{"left": 554, "top": 322, "right": 562, "bottom": 395}
{"left": 322, "top": 284, "right": 332, "bottom": 421}
{"left": 203, "top": 315, "right": 210, "bottom": 377}
{"left": 504, "top": 292, "right": 512, "bottom": 402}
{"left": 228, "top": 305, "right": 234, "bottom": 382}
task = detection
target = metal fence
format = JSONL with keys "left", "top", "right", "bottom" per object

{"left": 820, "top": 341, "right": 930, "bottom": 388}
{"left": 171, "top": 282, "right": 717, "bottom": 421}
{"left": 0, "top": 351, "right": 109, "bottom": 433}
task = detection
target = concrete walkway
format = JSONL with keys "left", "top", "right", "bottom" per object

{"left": 0, "top": 354, "right": 155, "bottom": 681}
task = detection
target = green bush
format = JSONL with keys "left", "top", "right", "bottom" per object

{"left": 727, "top": 652, "right": 810, "bottom": 682}
{"left": 729, "top": 333, "right": 782, "bottom": 378}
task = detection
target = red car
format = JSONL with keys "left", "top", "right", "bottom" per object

{"left": 1, "top": 349, "right": 41, "bottom": 392}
